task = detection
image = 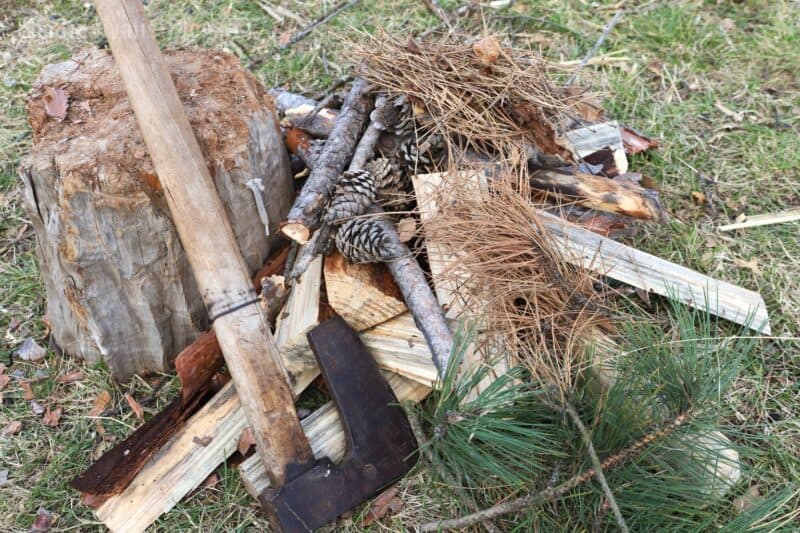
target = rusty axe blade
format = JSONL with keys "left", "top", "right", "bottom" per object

{"left": 259, "top": 316, "right": 419, "bottom": 532}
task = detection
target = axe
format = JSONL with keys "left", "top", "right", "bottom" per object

{"left": 94, "top": 2, "right": 418, "bottom": 530}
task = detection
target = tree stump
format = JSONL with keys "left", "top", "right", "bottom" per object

{"left": 19, "top": 48, "right": 294, "bottom": 380}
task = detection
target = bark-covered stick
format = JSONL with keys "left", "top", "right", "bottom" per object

{"left": 348, "top": 95, "right": 386, "bottom": 171}
{"left": 282, "top": 78, "right": 371, "bottom": 244}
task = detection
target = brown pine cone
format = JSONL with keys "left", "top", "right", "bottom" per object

{"left": 335, "top": 217, "right": 404, "bottom": 263}
{"left": 324, "top": 170, "right": 377, "bottom": 224}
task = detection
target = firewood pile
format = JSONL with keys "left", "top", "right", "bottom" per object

{"left": 59, "top": 28, "right": 772, "bottom": 532}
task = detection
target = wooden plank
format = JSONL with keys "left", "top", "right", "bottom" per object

{"left": 538, "top": 210, "right": 771, "bottom": 334}
{"left": 718, "top": 208, "right": 800, "bottom": 231}
{"left": 360, "top": 313, "right": 438, "bottom": 386}
{"left": 324, "top": 250, "right": 407, "bottom": 331}
{"left": 240, "top": 372, "right": 431, "bottom": 499}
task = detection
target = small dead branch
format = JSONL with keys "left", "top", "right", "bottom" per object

{"left": 418, "top": 410, "right": 692, "bottom": 531}
{"left": 565, "top": 10, "right": 624, "bottom": 86}
{"left": 282, "top": 78, "right": 371, "bottom": 245}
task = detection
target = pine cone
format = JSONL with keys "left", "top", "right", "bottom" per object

{"left": 366, "top": 157, "right": 405, "bottom": 192}
{"left": 335, "top": 217, "right": 404, "bottom": 263}
{"left": 324, "top": 170, "right": 377, "bottom": 224}
{"left": 371, "top": 94, "right": 414, "bottom": 137}
{"left": 399, "top": 133, "right": 446, "bottom": 170}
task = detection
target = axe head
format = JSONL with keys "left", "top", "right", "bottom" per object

{"left": 259, "top": 316, "right": 419, "bottom": 532}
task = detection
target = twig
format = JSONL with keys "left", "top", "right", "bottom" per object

{"left": 718, "top": 208, "right": 800, "bottom": 231}
{"left": 565, "top": 10, "right": 624, "bottom": 86}
{"left": 563, "top": 401, "right": 629, "bottom": 533}
{"left": 421, "top": 0, "right": 451, "bottom": 27}
{"left": 419, "top": 411, "right": 691, "bottom": 531}
{"left": 249, "top": 0, "right": 360, "bottom": 68}
{"left": 348, "top": 95, "right": 387, "bottom": 171}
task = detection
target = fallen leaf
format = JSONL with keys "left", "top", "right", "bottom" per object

{"left": 193, "top": 435, "right": 213, "bottom": 447}
{"left": 715, "top": 101, "right": 744, "bottom": 122}
{"left": 2, "top": 420, "right": 22, "bottom": 437}
{"left": 30, "top": 400, "right": 45, "bottom": 415}
{"left": 30, "top": 507, "right": 52, "bottom": 532}
{"left": 43, "top": 86, "right": 69, "bottom": 121}
{"left": 16, "top": 338, "right": 47, "bottom": 362}
{"left": 473, "top": 35, "right": 501, "bottom": 65}
{"left": 362, "top": 485, "right": 402, "bottom": 526}
{"left": 691, "top": 191, "right": 707, "bottom": 205}
{"left": 124, "top": 393, "right": 144, "bottom": 422}
{"left": 396, "top": 217, "right": 416, "bottom": 242}
{"left": 620, "top": 126, "right": 659, "bottom": 154}
{"left": 0, "top": 374, "right": 10, "bottom": 391}
{"left": 733, "top": 485, "right": 761, "bottom": 512}
{"left": 238, "top": 427, "right": 256, "bottom": 456}
{"left": 646, "top": 60, "right": 664, "bottom": 77}
{"left": 88, "top": 390, "right": 111, "bottom": 417}
{"left": 91, "top": 439, "right": 113, "bottom": 461}
{"left": 635, "top": 287, "right": 652, "bottom": 307}
{"left": 20, "top": 381, "right": 35, "bottom": 401}
{"left": 42, "top": 406, "right": 63, "bottom": 427}
{"left": 200, "top": 472, "right": 220, "bottom": 489}
{"left": 278, "top": 31, "right": 293, "bottom": 47}
{"left": 7, "top": 318, "right": 20, "bottom": 332}
{"left": 94, "top": 419, "right": 106, "bottom": 435}
{"left": 733, "top": 257, "right": 761, "bottom": 275}
{"left": 0, "top": 469, "right": 8, "bottom": 487}
{"left": 56, "top": 370, "right": 85, "bottom": 384}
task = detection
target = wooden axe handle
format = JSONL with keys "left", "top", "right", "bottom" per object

{"left": 93, "top": 0, "right": 313, "bottom": 486}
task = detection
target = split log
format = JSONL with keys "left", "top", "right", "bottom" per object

{"left": 565, "top": 121, "right": 628, "bottom": 176}
{"left": 324, "top": 250, "right": 407, "bottom": 331}
{"left": 20, "top": 47, "right": 293, "bottom": 380}
{"left": 240, "top": 372, "right": 431, "bottom": 499}
{"left": 529, "top": 170, "right": 666, "bottom": 221}
{"left": 361, "top": 313, "right": 439, "bottom": 386}
{"left": 538, "top": 210, "right": 771, "bottom": 333}
{"left": 282, "top": 78, "right": 371, "bottom": 244}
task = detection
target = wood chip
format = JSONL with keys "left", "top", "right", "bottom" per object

{"left": 237, "top": 427, "right": 256, "bottom": 456}
{"left": 88, "top": 391, "right": 111, "bottom": 417}
{"left": 43, "top": 86, "right": 69, "bottom": 121}
{"left": 396, "top": 217, "right": 417, "bottom": 242}
{"left": 1, "top": 420, "right": 23, "bottom": 437}
{"left": 124, "top": 393, "right": 145, "bottom": 422}
{"left": 42, "top": 406, "right": 63, "bottom": 427}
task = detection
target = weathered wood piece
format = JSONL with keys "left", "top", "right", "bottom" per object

{"left": 269, "top": 89, "right": 317, "bottom": 114}
{"left": 94, "top": 0, "right": 311, "bottom": 486}
{"left": 240, "top": 372, "right": 431, "bottom": 499}
{"left": 282, "top": 78, "right": 371, "bottom": 244}
{"left": 537, "top": 210, "right": 771, "bottom": 333}
{"left": 530, "top": 170, "right": 666, "bottom": 221}
{"left": 324, "top": 250, "right": 407, "bottom": 331}
{"left": 361, "top": 313, "right": 439, "bottom": 386}
{"left": 20, "top": 46, "right": 293, "bottom": 381}
{"left": 566, "top": 121, "right": 628, "bottom": 175}
{"left": 284, "top": 104, "right": 338, "bottom": 138}
{"left": 718, "top": 208, "right": 800, "bottom": 231}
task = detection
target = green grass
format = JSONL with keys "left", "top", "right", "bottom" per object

{"left": 1, "top": 0, "right": 798, "bottom": 530}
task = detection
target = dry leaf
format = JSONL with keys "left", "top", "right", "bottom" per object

{"left": 362, "top": 485, "right": 402, "bottom": 526}
{"left": 94, "top": 419, "right": 106, "bottom": 435}
{"left": 43, "top": 86, "right": 69, "bottom": 121}
{"left": 30, "top": 400, "right": 45, "bottom": 415}
{"left": 396, "top": 217, "right": 416, "bottom": 242}
{"left": 691, "top": 191, "right": 707, "bottom": 205}
{"left": 472, "top": 36, "right": 501, "bottom": 65}
{"left": 42, "top": 406, "right": 63, "bottom": 427}
{"left": 635, "top": 287, "right": 652, "bottom": 307}
{"left": 20, "top": 381, "right": 35, "bottom": 401}
{"left": 715, "top": 101, "right": 744, "bottom": 122}
{"left": 238, "top": 427, "right": 256, "bottom": 456}
{"left": 30, "top": 507, "right": 52, "bottom": 532}
{"left": 124, "top": 393, "right": 144, "bottom": 422}
{"left": 88, "top": 390, "right": 111, "bottom": 417}
{"left": 620, "top": 126, "right": 659, "bottom": 154}
{"left": 200, "top": 472, "right": 220, "bottom": 489}
{"left": 0, "top": 374, "right": 10, "bottom": 391}
{"left": 16, "top": 338, "right": 47, "bottom": 362}
{"left": 2, "top": 420, "right": 23, "bottom": 437}
{"left": 733, "top": 257, "right": 761, "bottom": 275}
{"left": 278, "top": 31, "right": 293, "bottom": 46}
{"left": 193, "top": 435, "right": 213, "bottom": 447}
{"left": 57, "top": 370, "right": 85, "bottom": 384}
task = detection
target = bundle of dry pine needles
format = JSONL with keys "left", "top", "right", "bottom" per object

{"left": 423, "top": 174, "right": 605, "bottom": 393}
{"left": 354, "top": 30, "right": 594, "bottom": 169}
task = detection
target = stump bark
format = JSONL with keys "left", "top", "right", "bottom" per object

{"left": 19, "top": 48, "right": 294, "bottom": 380}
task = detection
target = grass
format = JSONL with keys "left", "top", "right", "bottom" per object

{"left": 1, "top": 0, "right": 798, "bottom": 530}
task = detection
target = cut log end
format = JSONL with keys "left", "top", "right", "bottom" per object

{"left": 281, "top": 222, "right": 311, "bottom": 244}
